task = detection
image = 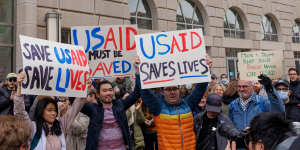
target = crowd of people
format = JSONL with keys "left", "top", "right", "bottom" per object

{"left": 0, "top": 56, "right": 300, "bottom": 150}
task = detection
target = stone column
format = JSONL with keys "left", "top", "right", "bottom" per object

{"left": 16, "top": 0, "right": 37, "bottom": 71}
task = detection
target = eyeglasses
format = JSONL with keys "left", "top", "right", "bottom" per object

{"left": 8, "top": 78, "right": 17, "bottom": 82}
{"left": 288, "top": 73, "right": 297, "bottom": 76}
{"left": 238, "top": 85, "right": 250, "bottom": 89}
{"left": 164, "top": 87, "right": 179, "bottom": 92}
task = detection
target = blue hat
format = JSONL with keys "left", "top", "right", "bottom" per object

{"left": 206, "top": 93, "right": 222, "bottom": 113}
{"left": 274, "top": 80, "right": 289, "bottom": 88}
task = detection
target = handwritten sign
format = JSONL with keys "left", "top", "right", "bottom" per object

{"left": 238, "top": 50, "right": 283, "bottom": 81}
{"left": 135, "top": 29, "right": 210, "bottom": 89}
{"left": 71, "top": 25, "right": 137, "bottom": 78}
{"left": 19, "top": 35, "right": 89, "bottom": 97}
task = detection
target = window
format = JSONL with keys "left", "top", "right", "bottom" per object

{"left": 0, "top": 0, "right": 14, "bottom": 80}
{"left": 294, "top": 51, "right": 300, "bottom": 72}
{"left": 292, "top": 21, "right": 300, "bottom": 43}
{"left": 129, "top": 0, "right": 152, "bottom": 30}
{"left": 176, "top": 0, "right": 204, "bottom": 31}
{"left": 61, "top": 28, "right": 71, "bottom": 44}
{"left": 226, "top": 48, "right": 248, "bottom": 80}
{"left": 261, "top": 15, "right": 278, "bottom": 41}
{"left": 224, "top": 9, "right": 245, "bottom": 38}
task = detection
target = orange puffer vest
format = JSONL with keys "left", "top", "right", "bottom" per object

{"left": 154, "top": 101, "right": 196, "bottom": 150}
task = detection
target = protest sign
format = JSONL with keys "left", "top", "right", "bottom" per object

{"left": 238, "top": 50, "right": 283, "bottom": 81}
{"left": 135, "top": 29, "right": 211, "bottom": 89}
{"left": 71, "top": 25, "right": 137, "bottom": 78}
{"left": 19, "top": 35, "right": 89, "bottom": 97}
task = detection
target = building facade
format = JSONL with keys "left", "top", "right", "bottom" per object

{"left": 1, "top": 0, "right": 300, "bottom": 80}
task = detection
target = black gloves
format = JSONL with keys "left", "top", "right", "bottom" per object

{"left": 258, "top": 74, "right": 273, "bottom": 93}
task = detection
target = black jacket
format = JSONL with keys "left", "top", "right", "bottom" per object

{"left": 0, "top": 86, "right": 34, "bottom": 115}
{"left": 194, "top": 112, "right": 240, "bottom": 150}
{"left": 81, "top": 75, "right": 141, "bottom": 150}
{"left": 289, "top": 80, "right": 300, "bottom": 104}
{"left": 286, "top": 80, "right": 300, "bottom": 121}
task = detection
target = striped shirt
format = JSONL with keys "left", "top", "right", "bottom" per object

{"left": 97, "top": 106, "right": 126, "bottom": 150}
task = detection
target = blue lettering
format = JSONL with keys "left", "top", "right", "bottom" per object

{"left": 64, "top": 49, "right": 72, "bottom": 64}
{"left": 72, "top": 29, "right": 78, "bottom": 45}
{"left": 65, "top": 69, "right": 70, "bottom": 88}
{"left": 139, "top": 36, "right": 155, "bottom": 59}
{"left": 91, "top": 27, "right": 105, "bottom": 51}
{"left": 156, "top": 34, "right": 170, "bottom": 55}
{"left": 113, "top": 61, "right": 121, "bottom": 74}
{"left": 56, "top": 68, "right": 66, "bottom": 93}
{"left": 54, "top": 47, "right": 65, "bottom": 64}
{"left": 84, "top": 30, "right": 91, "bottom": 53}
{"left": 122, "top": 60, "right": 131, "bottom": 73}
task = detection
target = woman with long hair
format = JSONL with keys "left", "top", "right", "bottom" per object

{"left": 14, "top": 73, "right": 91, "bottom": 150}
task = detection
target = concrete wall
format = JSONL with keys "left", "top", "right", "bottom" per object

{"left": 16, "top": 0, "right": 300, "bottom": 77}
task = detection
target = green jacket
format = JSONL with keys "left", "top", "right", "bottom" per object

{"left": 126, "top": 108, "right": 146, "bottom": 150}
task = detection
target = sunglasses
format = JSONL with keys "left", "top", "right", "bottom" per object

{"left": 8, "top": 78, "right": 17, "bottom": 82}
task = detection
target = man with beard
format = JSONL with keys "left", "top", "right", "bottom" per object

{"left": 228, "top": 74, "right": 285, "bottom": 132}
{"left": 81, "top": 59, "right": 141, "bottom": 150}
{"left": 0, "top": 73, "right": 34, "bottom": 115}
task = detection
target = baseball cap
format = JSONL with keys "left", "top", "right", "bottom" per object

{"left": 211, "top": 74, "right": 217, "bottom": 79}
{"left": 6, "top": 73, "right": 17, "bottom": 79}
{"left": 274, "top": 79, "right": 289, "bottom": 88}
{"left": 206, "top": 93, "right": 222, "bottom": 113}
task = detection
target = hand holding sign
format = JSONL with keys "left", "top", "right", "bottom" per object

{"left": 17, "top": 72, "right": 26, "bottom": 85}
{"left": 135, "top": 29, "right": 210, "bottom": 89}
{"left": 134, "top": 56, "right": 141, "bottom": 74}
{"left": 206, "top": 54, "right": 212, "bottom": 68}
{"left": 20, "top": 35, "right": 89, "bottom": 97}
{"left": 16, "top": 72, "right": 26, "bottom": 97}
{"left": 71, "top": 25, "right": 138, "bottom": 78}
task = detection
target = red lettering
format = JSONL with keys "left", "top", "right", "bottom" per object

{"left": 82, "top": 71, "right": 89, "bottom": 91}
{"left": 89, "top": 68, "right": 92, "bottom": 76}
{"left": 103, "top": 62, "right": 113, "bottom": 74}
{"left": 170, "top": 36, "right": 181, "bottom": 54}
{"left": 79, "top": 50, "right": 87, "bottom": 67}
{"left": 119, "top": 27, "right": 123, "bottom": 50}
{"left": 70, "top": 69, "right": 79, "bottom": 89}
{"left": 191, "top": 32, "right": 202, "bottom": 49}
{"left": 71, "top": 50, "right": 79, "bottom": 66}
{"left": 76, "top": 50, "right": 83, "bottom": 66}
{"left": 126, "top": 27, "right": 137, "bottom": 50}
{"left": 104, "top": 28, "right": 118, "bottom": 50}
{"left": 92, "top": 62, "right": 106, "bottom": 76}
{"left": 75, "top": 70, "right": 83, "bottom": 91}
{"left": 179, "top": 33, "right": 188, "bottom": 52}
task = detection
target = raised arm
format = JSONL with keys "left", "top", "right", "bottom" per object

{"left": 264, "top": 88, "right": 285, "bottom": 112}
{"left": 14, "top": 73, "right": 33, "bottom": 126}
{"left": 258, "top": 74, "right": 284, "bottom": 112}
{"left": 140, "top": 88, "right": 161, "bottom": 116}
{"left": 122, "top": 74, "right": 141, "bottom": 110}
{"left": 185, "top": 82, "right": 209, "bottom": 111}
{"left": 59, "top": 97, "right": 87, "bottom": 133}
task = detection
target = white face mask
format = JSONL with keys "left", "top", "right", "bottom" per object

{"left": 277, "top": 90, "right": 289, "bottom": 100}
{"left": 186, "top": 84, "right": 193, "bottom": 90}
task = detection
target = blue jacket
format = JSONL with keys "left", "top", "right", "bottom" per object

{"left": 229, "top": 90, "right": 285, "bottom": 130}
{"left": 141, "top": 82, "right": 208, "bottom": 116}
{"left": 81, "top": 74, "right": 141, "bottom": 150}
{"left": 140, "top": 82, "right": 208, "bottom": 150}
